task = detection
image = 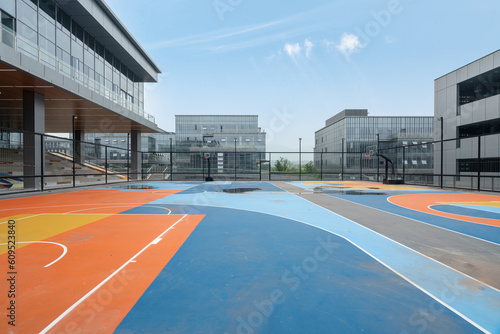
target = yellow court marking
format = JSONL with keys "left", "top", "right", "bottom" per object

{"left": 0, "top": 214, "right": 111, "bottom": 254}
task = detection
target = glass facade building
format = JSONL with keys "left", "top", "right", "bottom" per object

{"left": 0, "top": 0, "right": 157, "bottom": 121}
{"left": 175, "top": 115, "right": 266, "bottom": 172}
{"left": 314, "top": 110, "right": 434, "bottom": 175}
{"left": 83, "top": 132, "right": 175, "bottom": 160}
{"left": 1, "top": 0, "right": 161, "bottom": 187}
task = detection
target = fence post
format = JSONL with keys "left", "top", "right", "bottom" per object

{"left": 341, "top": 139, "right": 345, "bottom": 181}
{"left": 478, "top": 135, "right": 481, "bottom": 192}
{"left": 127, "top": 133, "right": 130, "bottom": 182}
{"left": 40, "top": 133, "right": 44, "bottom": 192}
{"left": 402, "top": 145, "right": 406, "bottom": 183}
{"left": 320, "top": 152, "right": 323, "bottom": 180}
{"left": 269, "top": 152, "right": 272, "bottom": 181}
{"left": 170, "top": 138, "right": 173, "bottom": 181}
{"left": 72, "top": 137, "right": 76, "bottom": 188}
{"left": 141, "top": 152, "right": 144, "bottom": 180}
{"left": 359, "top": 153, "right": 362, "bottom": 180}
{"left": 376, "top": 134, "right": 380, "bottom": 182}
{"left": 105, "top": 146, "right": 108, "bottom": 184}
{"left": 439, "top": 118, "right": 444, "bottom": 189}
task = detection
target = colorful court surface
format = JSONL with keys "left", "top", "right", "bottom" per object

{"left": 1, "top": 181, "right": 500, "bottom": 333}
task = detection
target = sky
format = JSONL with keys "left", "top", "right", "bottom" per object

{"left": 105, "top": 0, "right": 500, "bottom": 152}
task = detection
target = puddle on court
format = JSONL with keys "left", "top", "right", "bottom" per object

{"left": 115, "top": 184, "right": 159, "bottom": 190}
{"left": 220, "top": 188, "right": 261, "bottom": 194}
{"left": 313, "top": 187, "right": 386, "bottom": 195}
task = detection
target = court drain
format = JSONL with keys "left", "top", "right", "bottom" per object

{"left": 115, "top": 184, "right": 159, "bottom": 189}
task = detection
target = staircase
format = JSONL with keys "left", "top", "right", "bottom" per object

{"left": 0, "top": 148, "right": 128, "bottom": 190}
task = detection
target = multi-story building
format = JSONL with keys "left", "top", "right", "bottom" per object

{"left": 83, "top": 132, "right": 174, "bottom": 158}
{"left": 0, "top": 0, "right": 161, "bottom": 187}
{"left": 314, "top": 109, "right": 434, "bottom": 179}
{"left": 175, "top": 115, "right": 266, "bottom": 173}
{"left": 434, "top": 49, "right": 500, "bottom": 188}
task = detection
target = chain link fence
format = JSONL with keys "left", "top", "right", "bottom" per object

{"left": 1, "top": 126, "right": 499, "bottom": 194}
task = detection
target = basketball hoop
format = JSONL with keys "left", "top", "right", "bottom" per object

{"left": 365, "top": 154, "right": 372, "bottom": 159}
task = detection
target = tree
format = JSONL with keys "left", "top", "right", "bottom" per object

{"left": 273, "top": 157, "right": 295, "bottom": 172}
{"left": 303, "top": 161, "right": 317, "bottom": 173}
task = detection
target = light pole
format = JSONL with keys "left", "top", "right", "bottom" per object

{"left": 72, "top": 115, "right": 77, "bottom": 187}
{"left": 234, "top": 138, "right": 237, "bottom": 180}
{"left": 299, "top": 138, "right": 302, "bottom": 180}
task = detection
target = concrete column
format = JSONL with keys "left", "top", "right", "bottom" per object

{"left": 23, "top": 91, "right": 45, "bottom": 190}
{"left": 131, "top": 130, "right": 142, "bottom": 179}
{"left": 74, "top": 130, "right": 84, "bottom": 165}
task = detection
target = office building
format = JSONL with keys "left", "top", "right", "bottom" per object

{"left": 175, "top": 115, "right": 266, "bottom": 173}
{"left": 434, "top": 49, "right": 500, "bottom": 187}
{"left": 314, "top": 109, "right": 434, "bottom": 178}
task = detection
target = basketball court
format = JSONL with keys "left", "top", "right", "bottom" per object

{"left": 1, "top": 181, "right": 499, "bottom": 333}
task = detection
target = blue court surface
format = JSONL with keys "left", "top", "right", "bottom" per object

{"left": 109, "top": 181, "right": 500, "bottom": 333}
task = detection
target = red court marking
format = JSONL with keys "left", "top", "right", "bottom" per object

{"left": 388, "top": 193, "right": 500, "bottom": 227}
{"left": 0, "top": 189, "right": 180, "bottom": 218}
{"left": 0, "top": 213, "right": 204, "bottom": 334}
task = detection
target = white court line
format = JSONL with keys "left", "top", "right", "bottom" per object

{"left": 160, "top": 197, "right": 495, "bottom": 332}
{"left": 280, "top": 191, "right": 492, "bottom": 333}
{"left": 0, "top": 241, "right": 67, "bottom": 267}
{"left": 312, "top": 194, "right": 500, "bottom": 248}
{"left": 0, "top": 214, "right": 42, "bottom": 225}
{"left": 39, "top": 214, "right": 187, "bottom": 334}
{"left": 379, "top": 196, "right": 500, "bottom": 246}
{"left": 64, "top": 205, "right": 172, "bottom": 215}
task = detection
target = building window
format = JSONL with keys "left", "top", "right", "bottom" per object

{"left": 1, "top": 10, "right": 15, "bottom": 47}
{"left": 458, "top": 158, "right": 500, "bottom": 173}
{"left": 458, "top": 68, "right": 500, "bottom": 106}
{"left": 458, "top": 118, "right": 500, "bottom": 138}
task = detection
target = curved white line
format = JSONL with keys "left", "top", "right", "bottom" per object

{"left": 0, "top": 241, "right": 67, "bottom": 267}
{"left": 157, "top": 197, "right": 497, "bottom": 332}
{"left": 373, "top": 196, "right": 500, "bottom": 247}
{"left": 64, "top": 204, "right": 172, "bottom": 214}
{"left": 387, "top": 196, "right": 500, "bottom": 229}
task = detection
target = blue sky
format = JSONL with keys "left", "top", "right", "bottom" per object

{"left": 106, "top": 0, "right": 500, "bottom": 151}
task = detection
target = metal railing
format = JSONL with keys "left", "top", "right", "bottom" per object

{"left": 0, "top": 25, "right": 155, "bottom": 123}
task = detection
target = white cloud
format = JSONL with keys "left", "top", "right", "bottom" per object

{"left": 336, "top": 33, "right": 363, "bottom": 58}
{"left": 304, "top": 38, "right": 314, "bottom": 58}
{"left": 284, "top": 43, "right": 301, "bottom": 59}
